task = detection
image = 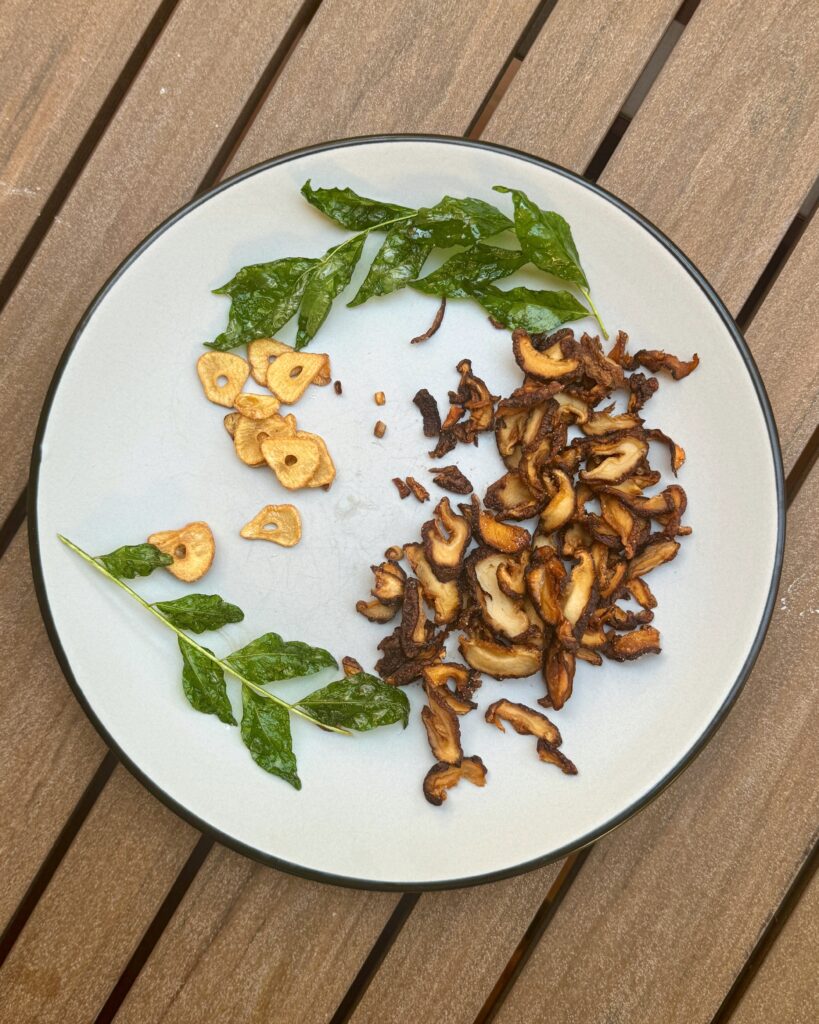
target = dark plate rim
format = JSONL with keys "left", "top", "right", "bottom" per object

{"left": 28, "top": 133, "right": 786, "bottom": 892}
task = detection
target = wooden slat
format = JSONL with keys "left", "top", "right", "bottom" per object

{"left": 349, "top": 865, "right": 561, "bottom": 1024}
{"left": 494, "top": 463, "right": 819, "bottom": 1024}
{"left": 225, "top": 0, "right": 539, "bottom": 163}
{"left": 746, "top": 212, "right": 819, "bottom": 475}
{"left": 0, "top": 0, "right": 306, "bottom": 932}
{"left": 0, "top": 0, "right": 163, "bottom": 273}
{"left": 115, "top": 845, "right": 398, "bottom": 1023}
{"left": 599, "top": 0, "right": 819, "bottom": 316}
{"left": 731, "top": 866, "right": 819, "bottom": 1024}
{"left": 483, "top": 0, "right": 679, "bottom": 174}
{"left": 0, "top": 0, "right": 308, "bottom": 526}
{"left": 0, "top": 532, "right": 106, "bottom": 930}
{"left": 0, "top": 768, "right": 198, "bottom": 1023}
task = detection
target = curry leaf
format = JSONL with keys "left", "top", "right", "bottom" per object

{"left": 297, "top": 673, "right": 410, "bottom": 731}
{"left": 301, "top": 180, "right": 413, "bottom": 231}
{"left": 410, "top": 196, "right": 513, "bottom": 248}
{"left": 470, "top": 282, "right": 590, "bottom": 333}
{"left": 207, "top": 257, "right": 318, "bottom": 350}
{"left": 179, "top": 638, "right": 236, "bottom": 725}
{"left": 226, "top": 632, "right": 337, "bottom": 684}
{"left": 155, "top": 594, "right": 244, "bottom": 634}
{"left": 412, "top": 243, "right": 527, "bottom": 298}
{"left": 241, "top": 685, "right": 300, "bottom": 788}
{"left": 295, "top": 235, "right": 367, "bottom": 349}
{"left": 97, "top": 543, "right": 172, "bottom": 579}
{"left": 348, "top": 224, "right": 433, "bottom": 307}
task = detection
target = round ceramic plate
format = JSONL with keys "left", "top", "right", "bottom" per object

{"left": 30, "top": 136, "right": 783, "bottom": 890}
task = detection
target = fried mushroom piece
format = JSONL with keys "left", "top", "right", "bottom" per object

{"left": 512, "top": 329, "right": 579, "bottom": 379}
{"left": 459, "top": 635, "right": 541, "bottom": 679}
{"left": 562, "top": 548, "right": 597, "bottom": 630}
{"left": 646, "top": 427, "right": 686, "bottom": 474}
{"left": 543, "top": 640, "right": 576, "bottom": 710}
{"left": 628, "top": 535, "right": 680, "bottom": 578}
{"left": 404, "top": 542, "right": 461, "bottom": 625}
{"left": 421, "top": 685, "right": 463, "bottom": 764}
{"left": 400, "top": 579, "right": 432, "bottom": 656}
{"left": 423, "top": 756, "right": 487, "bottom": 805}
{"left": 580, "top": 435, "right": 649, "bottom": 484}
{"left": 370, "top": 560, "right": 406, "bottom": 604}
{"left": 342, "top": 656, "right": 364, "bottom": 676}
{"left": 449, "top": 359, "right": 498, "bottom": 444}
{"left": 627, "top": 371, "right": 659, "bottom": 412}
{"left": 485, "top": 471, "right": 545, "bottom": 520}
{"left": 468, "top": 549, "right": 534, "bottom": 642}
{"left": 413, "top": 388, "right": 442, "bottom": 437}
{"left": 496, "top": 549, "right": 529, "bottom": 599}
{"left": 604, "top": 625, "right": 661, "bottom": 661}
{"left": 633, "top": 349, "right": 699, "bottom": 380}
{"left": 406, "top": 476, "right": 431, "bottom": 503}
{"left": 539, "top": 469, "right": 575, "bottom": 532}
{"left": 392, "top": 477, "right": 411, "bottom": 499}
{"left": 356, "top": 598, "right": 398, "bottom": 623}
{"left": 536, "top": 741, "right": 578, "bottom": 774}
{"left": 485, "top": 699, "right": 561, "bottom": 745}
{"left": 470, "top": 495, "right": 530, "bottom": 553}
{"left": 422, "top": 497, "right": 471, "bottom": 581}
{"left": 429, "top": 465, "right": 473, "bottom": 494}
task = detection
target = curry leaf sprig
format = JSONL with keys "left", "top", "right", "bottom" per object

{"left": 207, "top": 181, "right": 607, "bottom": 352}
{"left": 59, "top": 534, "right": 409, "bottom": 790}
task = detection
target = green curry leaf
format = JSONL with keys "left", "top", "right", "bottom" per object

{"left": 301, "top": 180, "right": 413, "bottom": 230}
{"left": 178, "top": 638, "right": 236, "bottom": 725}
{"left": 97, "top": 543, "right": 172, "bottom": 580}
{"left": 241, "top": 685, "right": 300, "bottom": 788}
{"left": 469, "top": 282, "right": 590, "bottom": 333}
{"left": 409, "top": 196, "right": 513, "bottom": 248}
{"left": 412, "top": 243, "right": 527, "bottom": 298}
{"left": 226, "top": 632, "right": 337, "bottom": 684}
{"left": 348, "top": 224, "right": 433, "bottom": 307}
{"left": 154, "top": 594, "right": 244, "bottom": 634}
{"left": 295, "top": 235, "right": 367, "bottom": 349}
{"left": 297, "top": 672, "right": 410, "bottom": 731}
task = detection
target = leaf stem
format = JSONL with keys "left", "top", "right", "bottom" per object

{"left": 58, "top": 535, "right": 350, "bottom": 736}
{"left": 580, "top": 287, "right": 608, "bottom": 340}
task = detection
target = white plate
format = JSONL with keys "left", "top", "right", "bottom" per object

{"left": 30, "top": 137, "right": 783, "bottom": 889}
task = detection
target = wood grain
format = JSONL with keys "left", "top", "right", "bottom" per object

{"left": 599, "top": 0, "right": 819, "bottom": 316}
{"left": 226, "top": 0, "right": 541, "bottom": 167}
{"left": 483, "top": 0, "right": 680, "bottom": 174}
{"left": 493, "top": 458, "right": 819, "bottom": 1024}
{"left": 0, "top": 767, "right": 197, "bottom": 1023}
{"left": 0, "top": 0, "right": 307, "bottom": 526}
{"left": 116, "top": 845, "right": 399, "bottom": 1023}
{"left": 731, "top": 865, "right": 819, "bottom": 1024}
{"left": 0, "top": 532, "right": 106, "bottom": 931}
{"left": 348, "top": 864, "right": 561, "bottom": 1024}
{"left": 0, "top": 0, "right": 163, "bottom": 273}
{"left": 746, "top": 211, "right": 819, "bottom": 475}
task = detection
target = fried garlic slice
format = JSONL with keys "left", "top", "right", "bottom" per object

{"left": 240, "top": 504, "right": 301, "bottom": 547}
{"left": 197, "top": 352, "right": 249, "bottom": 407}
{"left": 260, "top": 436, "right": 321, "bottom": 489}
{"left": 148, "top": 521, "right": 215, "bottom": 582}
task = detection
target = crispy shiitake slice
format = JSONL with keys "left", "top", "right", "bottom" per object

{"left": 421, "top": 685, "right": 463, "bottom": 764}
{"left": 496, "top": 549, "right": 529, "bottom": 599}
{"left": 626, "top": 576, "right": 657, "bottom": 609}
{"left": 423, "top": 756, "right": 487, "bottom": 805}
{"left": 400, "top": 579, "right": 432, "bottom": 657}
{"left": 422, "top": 497, "right": 471, "bottom": 581}
{"left": 543, "top": 640, "right": 576, "bottom": 710}
{"left": 468, "top": 549, "right": 533, "bottom": 641}
{"left": 429, "top": 465, "right": 473, "bottom": 494}
{"left": 536, "top": 740, "right": 578, "bottom": 774}
{"left": 581, "top": 435, "right": 649, "bottom": 484}
{"left": 148, "top": 521, "right": 215, "bottom": 582}
{"left": 370, "top": 561, "right": 406, "bottom": 604}
{"left": 562, "top": 548, "right": 596, "bottom": 629}
{"left": 628, "top": 536, "right": 680, "bottom": 578}
{"left": 539, "top": 469, "right": 575, "bottom": 533}
{"left": 512, "top": 328, "right": 579, "bottom": 379}
{"left": 485, "top": 699, "right": 562, "bottom": 746}
{"left": 632, "top": 349, "right": 699, "bottom": 380}
{"left": 413, "top": 388, "right": 442, "bottom": 437}
{"left": 197, "top": 352, "right": 249, "bottom": 407}
{"left": 604, "top": 625, "right": 661, "bottom": 661}
{"left": 239, "top": 504, "right": 301, "bottom": 546}
{"left": 422, "top": 664, "right": 479, "bottom": 711}
{"left": 356, "top": 598, "right": 398, "bottom": 623}
{"left": 266, "top": 351, "right": 327, "bottom": 404}
{"left": 581, "top": 407, "right": 642, "bottom": 436}
{"left": 458, "top": 635, "right": 541, "bottom": 679}
{"left": 260, "top": 436, "right": 321, "bottom": 489}
{"left": 471, "top": 495, "right": 530, "bottom": 553}
{"left": 485, "top": 471, "right": 544, "bottom": 520}
{"left": 404, "top": 542, "right": 461, "bottom": 625}
{"left": 525, "top": 546, "right": 567, "bottom": 628}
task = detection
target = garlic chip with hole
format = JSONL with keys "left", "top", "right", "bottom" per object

{"left": 196, "top": 352, "right": 249, "bottom": 407}
{"left": 147, "top": 521, "right": 215, "bottom": 582}
{"left": 240, "top": 504, "right": 301, "bottom": 546}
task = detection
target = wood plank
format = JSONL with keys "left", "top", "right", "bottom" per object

{"left": 0, "top": 0, "right": 307, "bottom": 930}
{"left": 746, "top": 212, "right": 819, "bottom": 475}
{"left": 116, "top": 845, "right": 399, "bottom": 1024}
{"left": 227, "top": 0, "right": 540, "bottom": 164}
{"left": 492, "top": 445, "right": 819, "bottom": 1024}
{"left": 0, "top": 531, "right": 107, "bottom": 930}
{"left": 483, "top": 0, "right": 679, "bottom": 174}
{"left": 0, "top": 0, "right": 307, "bottom": 526}
{"left": 349, "top": 865, "right": 561, "bottom": 1024}
{"left": 0, "top": 0, "right": 164, "bottom": 274}
{"left": 731, "top": 865, "right": 819, "bottom": 1024}
{"left": 0, "top": 767, "right": 198, "bottom": 1023}
{"left": 599, "top": 0, "right": 819, "bottom": 316}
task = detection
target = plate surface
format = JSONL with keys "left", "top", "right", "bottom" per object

{"left": 30, "top": 137, "right": 783, "bottom": 889}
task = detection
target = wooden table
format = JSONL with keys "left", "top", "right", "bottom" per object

{"left": 1, "top": 1, "right": 818, "bottom": 1020}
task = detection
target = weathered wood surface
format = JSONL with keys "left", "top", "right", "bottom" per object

{"left": 731, "top": 865, "right": 819, "bottom": 1024}
{"left": 0, "top": 767, "right": 198, "bottom": 1024}
{"left": 0, "top": 0, "right": 164, "bottom": 273}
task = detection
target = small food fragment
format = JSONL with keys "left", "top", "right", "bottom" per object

{"left": 392, "top": 477, "right": 411, "bottom": 500}
{"left": 234, "top": 412, "right": 296, "bottom": 466}
{"left": 385, "top": 545, "right": 404, "bottom": 561}
{"left": 260, "top": 436, "right": 320, "bottom": 489}
{"left": 423, "top": 755, "right": 487, "bottom": 805}
{"left": 536, "top": 740, "right": 578, "bottom": 775}
{"left": 374, "top": 391, "right": 386, "bottom": 406}
{"left": 148, "top": 521, "right": 215, "bottom": 582}
{"left": 266, "top": 351, "right": 327, "bottom": 404}
{"left": 312, "top": 355, "right": 332, "bottom": 386}
{"left": 197, "top": 352, "right": 249, "bottom": 407}
{"left": 342, "top": 656, "right": 364, "bottom": 676}
{"left": 406, "top": 476, "right": 430, "bottom": 503}
{"left": 234, "top": 393, "right": 281, "bottom": 421}
{"left": 223, "top": 412, "right": 240, "bottom": 438}
{"left": 605, "top": 625, "right": 662, "bottom": 661}
{"left": 410, "top": 296, "right": 446, "bottom": 344}
{"left": 429, "top": 465, "right": 473, "bottom": 494}
{"left": 413, "top": 388, "right": 442, "bottom": 437}
{"left": 356, "top": 598, "right": 398, "bottom": 623}
{"left": 247, "top": 338, "right": 292, "bottom": 386}
{"left": 374, "top": 420, "right": 387, "bottom": 439}
{"left": 334, "top": 380, "right": 343, "bottom": 395}
{"left": 422, "top": 497, "right": 471, "bottom": 581}
{"left": 239, "top": 504, "right": 301, "bottom": 547}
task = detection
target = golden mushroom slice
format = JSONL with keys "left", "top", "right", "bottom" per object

{"left": 148, "top": 521, "right": 215, "bottom": 582}
{"left": 511, "top": 328, "right": 579, "bottom": 379}
{"left": 234, "top": 412, "right": 296, "bottom": 466}
{"left": 197, "top": 352, "right": 249, "bottom": 407}
{"left": 266, "top": 352, "right": 328, "bottom": 404}
{"left": 421, "top": 497, "right": 471, "bottom": 581}
{"left": 423, "top": 756, "right": 487, "bottom": 806}
{"left": 247, "top": 338, "right": 292, "bottom": 386}
{"left": 239, "top": 504, "right": 301, "bottom": 547}
{"left": 234, "top": 393, "right": 281, "bottom": 419}
{"left": 404, "top": 542, "right": 461, "bottom": 625}
{"left": 421, "top": 685, "right": 464, "bottom": 764}
{"left": 580, "top": 434, "right": 649, "bottom": 484}
{"left": 458, "top": 635, "right": 541, "bottom": 679}
{"left": 485, "top": 699, "right": 562, "bottom": 746}
{"left": 260, "top": 435, "right": 321, "bottom": 489}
